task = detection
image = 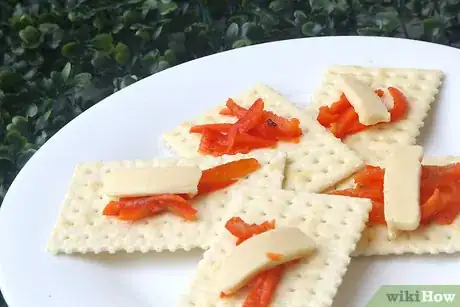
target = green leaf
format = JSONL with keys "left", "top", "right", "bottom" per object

{"left": 61, "top": 42, "right": 80, "bottom": 58}
{"left": 91, "top": 52, "right": 112, "bottom": 69}
{"left": 226, "top": 23, "right": 239, "bottom": 40}
{"left": 26, "top": 104, "right": 38, "bottom": 118}
{"left": 153, "top": 25, "right": 163, "bottom": 40}
{"left": 241, "top": 22, "right": 263, "bottom": 40}
{"left": 92, "top": 33, "right": 113, "bottom": 52}
{"left": 122, "top": 11, "right": 142, "bottom": 26}
{"left": 19, "top": 25, "right": 42, "bottom": 49}
{"left": 136, "top": 29, "right": 151, "bottom": 41}
{"left": 61, "top": 62, "right": 71, "bottom": 82}
{"left": 269, "top": 0, "right": 287, "bottom": 12}
{"left": 8, "top": 116, "right": 29, "bottom": 138}
{"left": 114, "top": 43, "right": 131, "bottom": 64}
{"left": 5, "top": 130, "right": 28, "bottom": 151}
{"left": 38, "top": 23, "right": 64, "bottom": 49}
{"left": 164, "top": 49, "right": 176, "bottom": 65}
{"left": 0, "top": 71, "right": 25, "bottom": 92}
{"left": 143, "top": 0, "right": 158, "bottom": 13}
{"left": 158, "top": 1, "right": 178, "bottom": 15}
{"left": 375, "top": 11, "right": 400, "bottom": 32}
{"left": 0, "top": 146, "right": 14, "bottom": 164}
{"left": 309, "top": 0, "right": 330, "bottom": 11}
{"left": 423, "top": 18, "right": 444, "bottom": 40}
{"left": 232, "top": 39, "right": 252, "bottom": 49}
{"left": 301, "top": 22, "right": 323, "bottom": 36}
{"left": 294, "top": 10, "right": 308, "bottom": 25}
{"left": 73, "top": 73, "right": 92, "bottom": 89}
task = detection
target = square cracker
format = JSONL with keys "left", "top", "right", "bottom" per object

{"left": 354, "top": 156, "right": 460, "bottom": 256}
{"left": 46, "top": 152, "right": 286, "bottom": 254}
{"left": 306, "top": 65, "right": 444, "bottom": 165}
{"left": 179, "top": 188, "right": 372, "bottom": 307}
{"left": 162, "top": 83, "right": 364, "bottom": 192}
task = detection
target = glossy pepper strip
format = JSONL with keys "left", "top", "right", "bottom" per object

{"left": 326, "top": 164, "right": 460, "bottom": 226}
{"left": 317, "top": 87, "right": 409, "bottom": 139}
{"left": 191, "top": 98, "right": 302, "bottom": 156}
{"left": 222, "top": 217, "right": 284, "bottom": 307}
{"left": 102, "top": 158, "right": 261, "bottom": 221}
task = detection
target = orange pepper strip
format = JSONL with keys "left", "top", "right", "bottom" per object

{"left": 225, "top": 217, "right": 275, "bottom": 245}
{"left": 189, "top": 123, "right": 232, "bottom": 134}
{"left": 103, "top": 201, "right": 121, "bottom": 216}
{"left": 266, "top": 252, "right": 283, "bottom": 261}
{"left": 227, "top": 99, "right": 265, "bottom": 151}
{"left": 118, "top": 206, "right": 155, "bottom": 221}
{"left": 420, "top": 189, "right": 446, "bottom": 225}
{"left": 387, "top": 87, "right": 408, "bottom": 121}
{"left": 368, "top": 201, "right": 386, "bottom": 225}
{"left": 317, "top": 106, "right": 339, "bottom": 127}
{"left": 329, "top": 93, "right": 351, "bottom": 113}
{"left": 243, "top": 265, "right": 284, "bottom": 307}
{"left": 199, "top": 158, "right": 261, "bottom": 185}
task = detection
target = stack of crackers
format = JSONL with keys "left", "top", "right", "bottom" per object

{"left": 47, "top": 65, "right": 453, "bottom": 307}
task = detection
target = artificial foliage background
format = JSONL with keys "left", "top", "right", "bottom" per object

{"left": 1, "top": 0, "right": 460, "bottom": 305}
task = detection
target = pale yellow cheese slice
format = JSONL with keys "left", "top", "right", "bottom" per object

{"left": 383, "top": 145, "right": 423, "bottom": 236}
{"left": 337, "top": 75, "right": 390, "bottom": 125}
{"left": 216, "top": 227, "right": 316, "bottom": 295}
{"left": 102, "top": 166, "right": 202, "bottom": 197}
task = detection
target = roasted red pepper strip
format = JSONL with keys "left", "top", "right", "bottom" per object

{"left": 225, "top": 217, "right": 275, "bottom": 245}
{"left": 227, "top": 98, "right": 265, "bottom": 150}
{"left": 189, "top": 123, "right": 232, "bottom": 134}
{"left": 199, "top": 158, "right": 261, "bottom": 186}
{"left": 243, "top": 265, "right": 284, "bottom": 307}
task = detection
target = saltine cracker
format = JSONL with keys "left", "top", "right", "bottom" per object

{"left": 162, "top": 83, "right": 364, "bottom": 192}
{"left": 307, "top": 65, "right": 443, "bottom": 165}
{"left": 179, "top": 188, "right": 372, "bottom": 307}
{"left": 46, "top": 152, "right": 286, "bottom": 254}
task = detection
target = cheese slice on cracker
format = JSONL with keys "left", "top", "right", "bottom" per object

{"left": 384, "top": 145, "right": 423, "bottom": 237}
{"left": 354, "top": 155, "right": 460, "bottom": 256}
{"left": 46, "top": 152, "right": 286, "bottom": 254}
{"left": 308, "top": 65, "right": 444, "bottom": 165}
{"left": 162, "top": 83, "right": 364, "bottom": 193}
{"left": 179, "top": 188, "right": 372, "bottom": 307}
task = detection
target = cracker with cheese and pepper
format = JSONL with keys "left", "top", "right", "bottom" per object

{"left": 179, "top": 188, "right": 372, "bottom": 307}
{"left": 46, "top": 152, "right": 286, "bottom": 254}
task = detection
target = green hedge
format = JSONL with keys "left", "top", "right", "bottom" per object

{"left": 0, "top": 0, "right": 459, "bottom": 206}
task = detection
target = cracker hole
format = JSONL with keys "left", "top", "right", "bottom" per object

{"left": 340, "top": 220, "right": 348, "bottom": 226}
{"left": 312, "top": 231, "right": 320, "bottom": 238}
{"left": 316, "top": 275, "right": 324, "bottom": 281}
{"left": 142, "top": 220, "right": 150, "bottom": 226}
{"left": 326, "top": 204, "right": 333, "bottom": 209}
{"left": 312, "top": 158, "right": 320, "bottom": 165}
{"left": 338, "top": 159, "right": 346, "bottom": 165}
{"left": 83, "top": 234, "right": 90, "bottom": 240}
{"left": 347, "top": 206, "right": 355, "bottom": 213}
{"left": 327, "top": 149, "right": 336, "bottom": 155}
{"left": 77, "top": 196, "right": 84, "bottom": 201}
{"left": 321, "top": 168, "right": 329, "bottom": 174}
{"left": 320, "top": 218, "right": 327, "bottom": 224}
{"left": 85, "top": 169, "right": 92, "bottom": 175}
{"left": 333, "top": 233, "right": 341, "bottom": 240}
{"left": 288, "top": 287, "right": 296, "bottom": 293}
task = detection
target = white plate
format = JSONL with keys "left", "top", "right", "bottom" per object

{"left": 1, "top": 36, "right": 460, "bottom": 307}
